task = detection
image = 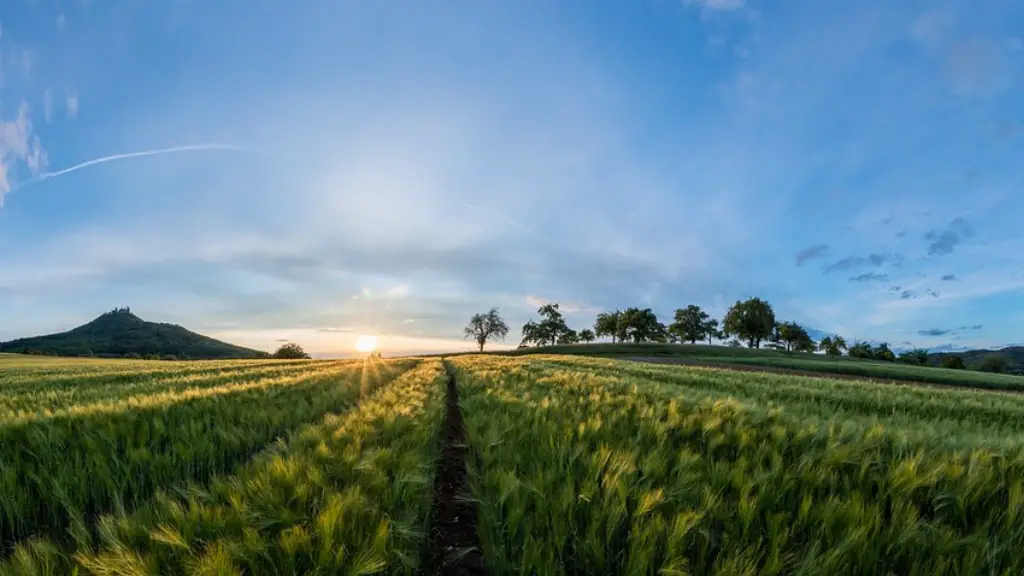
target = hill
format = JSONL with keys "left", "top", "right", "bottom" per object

{"left": 0, "top": 308, "right": 270, "bottom": 359}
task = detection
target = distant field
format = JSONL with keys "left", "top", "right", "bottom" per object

{"left": 505, "top": 343, "right": 1024, "bottom": 392}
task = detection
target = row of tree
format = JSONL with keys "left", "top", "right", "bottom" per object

{"left": 462, "top": 299, "right": 1012, "bottom": 373}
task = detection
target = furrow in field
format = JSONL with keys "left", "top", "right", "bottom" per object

{"left": 0, "top": 359, "right": 414, "bottom": 556}
{"left": 2, "top": 360, "right": 447, "bottom": 575}
{"left": 422, "top": 361, "right": 485, "bottom": 575}
{"left": 454, "top": 356, "right": 1024, "bottom": 574}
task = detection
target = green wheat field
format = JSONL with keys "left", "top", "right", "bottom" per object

{"left": 4, "top": 353, "right": 1024, "bottom": 574}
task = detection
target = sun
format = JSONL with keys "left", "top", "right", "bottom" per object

{"left": 355, "top": 334, "right": 379, "bottom": 354}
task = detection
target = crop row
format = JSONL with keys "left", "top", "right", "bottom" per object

{"left": 0, "top": 359, "right": 414, "bottom": 556}
{"left": 534, "top": 356, "right": 1024, "bottom": 447}
{"left": 2, "top": 359, "right": 447, "bottom": 575}
{"left": 0, "top": 361, "right": 332, "bottom": 417}
{"left": 0, "top": 358, "right": 315, "bottom": 391}
{"left": 454, "top": 355, "right": 1024, "bottom": 575}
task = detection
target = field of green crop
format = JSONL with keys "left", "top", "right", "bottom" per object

{"left": 453, "top": 355, "right": 1024, "bottom": 574}
{"left": 6, "top": 352, "right": 1024, "bottom": 574}
{"left": 0, "top": 356, "right": 446, "bottom": 574}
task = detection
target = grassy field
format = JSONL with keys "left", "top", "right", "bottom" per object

{"left": 6, "top": 351, "right": 1024, "bottom": 573}
{"left": 504, "top": 343, "right": 1024, "bottom": 392}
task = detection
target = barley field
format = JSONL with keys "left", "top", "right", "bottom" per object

{"left": 453, "top": 355, "right": 1024, "bottom": 575}
{"left": 4, "top": 353, "right": 1024, "bottom": 574}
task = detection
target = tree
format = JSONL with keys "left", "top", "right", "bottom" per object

{"left": 898, "top": 348, "right": 930, "bottom": 365}
{"left": 273, "top": 342, "right": 311, "bottom": 359}
{"left": 617, "top": 307, "right": 668, "bottom": 344}
{"left": 557, "top": 329, "right": 580, "bottom": 345}
{"left": 521, "top": 304, "right": 573, "bottom": 347}
{"left": 818, "top": 336, "right": 847, "bottom": 357}
{"left": 941, "top": 355, "right": 966, "bottom": 370}
{"left": 463, "top": 307, "right": 510, "bottom": 352}
{"left": 594, "top": 311, "right": 622, "bottom": 343}
{"left": 848, "top": 341, "right": 873, "bottom": 359}
{"left": 578, "top": 329, "right": 596, "bottom": 343}
{"left": 774, "top": 322, "right": 815, "bottom": 353}
{"left": 873, "top": 343, "right": 896, "bottom": 362}
{"left": 979, "top": 354, "right": 1010, "bottom": 373}
{"left": 705, "top": 318, "right": 722, "bottom": 345}
{"left": 722, "top": 298, "right": 776, "bottom": 348}
{"left": 669, "top": 305, "right": 713, "bottom": 344}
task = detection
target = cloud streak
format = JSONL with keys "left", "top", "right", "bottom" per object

{"left": 795, "top": 243, "right": 830, "bottom": 266}
{"left": 10, "top": 143, "right": 250, "bottom": 194}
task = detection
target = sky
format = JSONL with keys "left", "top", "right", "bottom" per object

{"left": 0, "top": 0, "right": 1022, "bottom": 357}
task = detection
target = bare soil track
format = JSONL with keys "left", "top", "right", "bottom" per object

{"left": 626, "top": 356, "right": 1022, "bottom": 395}
{"left": 423, "top": 364, "right": 486, "bottom": 575}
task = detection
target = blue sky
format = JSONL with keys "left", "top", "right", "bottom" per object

{"left": 1, "top": 0, "right": 1022, "bottom": 356}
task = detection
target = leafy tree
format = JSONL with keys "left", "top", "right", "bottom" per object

{"left": 521, "top": 304, "right": 573, "bottom": 347}
{"left": 941, "top": 355, "right": 967, "bottom": 370}
{"left": 848, "top": 341, "right": 873, "bottom": 359}
{"left": 705, "top": 318, "right": 722, "bottom": 345}
{"left": 617, "top": 307, "right": 668, "bottom": 344}
{"left": 727, "top": 339, "right": 742, "bottom": 348}
{"left": 273, "top": 342, "right": 311, "bottom": 359}
{"left": 463, "top": 307, "right": 510, "bottom": 352}
{"left": 979, "top": 354, "right": 1010, "bottom": 373}
{"left": 594, "top": 311, "right": 622, "bottom": 343}
{"left": 898, "top": 348, "right": 930, "bottom": 365}
{"left": 578, "top": 329, "right": 596, "bottom": 343}
{"left": 669, "top": 305, "right": 713, "bottom": 344}
{"left": 873, "top": 343, "right": 896, "bottom": 362}
{"left": 722, "top": 298, "right": 776, "bottom": 348}
{"left": 774, "top": 322, "right": 815, "bottom": 352}
{"left": 557, "top": 329, "right": 580, "bottom": 345}
{"left": 818, "top": 335, "right": 847, "bottom": 357}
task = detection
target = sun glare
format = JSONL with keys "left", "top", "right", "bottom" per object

{"left": 355, "top": 334, "right": 379, "bottom": 353}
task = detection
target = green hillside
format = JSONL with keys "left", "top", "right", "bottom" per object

{"left": 0, "top": 308, "right": 270, "bottom": 360}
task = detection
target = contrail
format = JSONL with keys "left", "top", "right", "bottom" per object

{"left": 11, "top": 143, "right": 250, "bottom": 191}
{"left": 463, "top": 202, "right": 555, "bottom": 247}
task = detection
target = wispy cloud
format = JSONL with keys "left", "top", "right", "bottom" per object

{"left": 65, "top": 91, "right": 79, "bottom": 120}
{"left": 823, "top": 252, "right": 902, "bottom": 273}
{"left": 795, "top": 243, "right": 830, "bottom": 266}
{"left": 0, "top": 103, "right": 47, "bottom": 204}
{"left": 925, "top": 217, "right": 975, "bottom": 256}
{"left": 918, "top": 328, "right": 950, "bottom": 336}
{"left": 941, "top": 274, "right": 958, "bottom": 281}
{"left": 850, "top": 272, "right": 889, "bottom": 282}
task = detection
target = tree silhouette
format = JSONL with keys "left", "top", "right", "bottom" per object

{"left": 273, "top": 342, "right": 311, "bottom": 359}
{"left": 463, "top": 307, "right": 510, "bottom": 352}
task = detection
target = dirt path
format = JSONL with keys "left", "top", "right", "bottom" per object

{"left": 624, "top": 356, "right": 1020, "bottom": 394}
{"left": 423, "top": 364, "right": 485, "bottom": 575}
